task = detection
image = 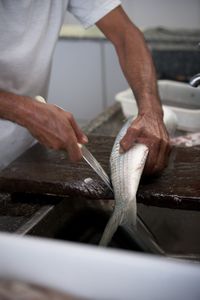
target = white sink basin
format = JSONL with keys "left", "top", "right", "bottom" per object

{"left": 116, "top": 80, "right": 200, "bottom": 132}
{"left": 159, "top": 80, "right": 200, "bottom": 132}
{"left": 0, "top": 233, "right": 200, "bottom": 300}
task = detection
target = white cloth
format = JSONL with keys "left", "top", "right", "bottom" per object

{"left": 0, "top": 0, "right": 121, "bottom": 170}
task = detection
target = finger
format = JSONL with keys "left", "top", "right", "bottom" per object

{"left": 136, "top": 137, "right": 160, "bottom": 176}
{"left": 66, "top": 112, "right": 88, "bottom": 144}
{"left": 120, "top": 126, "right": 144, "bottom": 152}
{"left": 163, "top": 141, "right": 172, "bottom": 168}
{"left": 58, "top": 119, "right": 83, "bottom": 161}
{"left": 152, "top": 136, "right": 172, "bottom": 174}
{"left": 151, "top": 140, "right": 166, "bottom": 174}
{"left": 64, "top": 132, "right": 83, "bottom": 162}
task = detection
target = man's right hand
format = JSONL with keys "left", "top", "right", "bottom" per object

{"left": 0, "top": 91, "right": 88, "bottom": 161}
{"left": 26, "top": 101, "right": 88, "bottom": 161}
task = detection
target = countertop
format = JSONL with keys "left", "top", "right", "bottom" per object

{"left": 59, "top": 24, "right": 105, "bottom": 40}
{"left": 58, "top": 25, "right": 200, "bottom": 81}
{"left": 59, "top": 25, "right": 200, "bottom": 48}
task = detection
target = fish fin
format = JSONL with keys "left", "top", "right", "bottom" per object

{"left": 126, "top": 198, "right": 137, "bottom": 227}
{"left": 99, "top": 209, "right": 124, "bottom": 246}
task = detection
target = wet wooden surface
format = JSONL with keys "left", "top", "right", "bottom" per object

{"left": 0, "top": 134, "right": 199, "bottom": 210}
{"left": 138, "top": 145, "right": 200, "bottom": 210}
{"left": 0, "top": 136, "right": 113, "bottom": 200}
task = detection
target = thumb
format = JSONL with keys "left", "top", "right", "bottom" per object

{"left": 120, "top": 126, "right": 143, "bottom": 152}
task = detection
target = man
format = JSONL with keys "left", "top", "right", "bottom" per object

{"left": 0, "top": 0, "right": 170, "bottom": 175}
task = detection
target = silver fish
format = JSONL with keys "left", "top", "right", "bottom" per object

{"left": 99, "top": 118, "right": 149, "bottom": 246}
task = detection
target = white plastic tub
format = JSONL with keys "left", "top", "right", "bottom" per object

{"left": 116, "top": 80, "right": 200, "bottom": 132}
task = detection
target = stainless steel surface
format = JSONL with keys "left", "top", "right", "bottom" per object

{"left": 128, "top": 216, "right": 165, "bottom": 255}
{"left": 16, "top": 205, "right": 54, "bottom": 235}
{"left": 189, "top": 73, "right": 200, "bottom": 87}
{"left": 79, "top": 144, "right": 113, "bottom": 192}
{"left": 189, "top": 41, "right": 200, "bottom": 88}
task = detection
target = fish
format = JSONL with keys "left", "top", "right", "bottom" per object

{"left": 171, "top": 132, "right": 200, "bottom": 147}
{"left": 99, "top": 118, "right": 149, "bottom": 246}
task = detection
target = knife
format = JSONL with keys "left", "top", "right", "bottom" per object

{"left": 35, "top": 96, "right": 113, "bottom": 191}
{"left": 78, "top": 143, "right": 112, "bottom": 191}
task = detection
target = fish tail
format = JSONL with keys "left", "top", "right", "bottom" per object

{"left": 99, "top": 199, "right": 137, "bottom": 246}
{"left": 99, "top": 208, "right": 124, "bottom": 246}
{"left": 127, "top": 198, "right": 137, "bottom": 227}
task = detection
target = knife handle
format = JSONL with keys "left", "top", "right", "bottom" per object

{"left": 35, "top": 95, "right": 46, "bottom": 103}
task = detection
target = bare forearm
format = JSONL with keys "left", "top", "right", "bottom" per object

{"left": 0, "top": 90, "right": 34, "bottom": 127}
{"left": 0, "top": 90, "right": 88, "bottom": 161}
{"left": 97, "top": 7, "right": 163, "bottom": 117}
{"left": 96, "top": 6, "right": 170, "bottom": 175}
{"left": 114, "top": 24, "right": 163, "bottom": 116}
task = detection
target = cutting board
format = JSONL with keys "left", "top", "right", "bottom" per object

{"left": 0, "top": 135, "right": 199, "bottom": 210}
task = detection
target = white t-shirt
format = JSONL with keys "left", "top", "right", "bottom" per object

{"left": 0, "top": 0, "right": 121, "bottom": 170}
{"left": 0, "top": 0, "right": 121, "bottom": 99}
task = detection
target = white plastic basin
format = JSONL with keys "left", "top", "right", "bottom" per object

{"left": 116, "top": 80, "right": 200, "bottom": 132}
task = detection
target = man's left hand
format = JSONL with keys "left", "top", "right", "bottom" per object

{"left": 120, "top": 112, "right": 171, "bottom": 176}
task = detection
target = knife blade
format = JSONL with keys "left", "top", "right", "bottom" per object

{"left": 78, "top": 143, "right": 113, "bottom": 192}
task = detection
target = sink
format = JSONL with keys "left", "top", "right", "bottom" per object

{"left": 159, "top": 80, "right": 200, "bottom": 132}
{"left": 1, "top": 232, "right": 200, "bottom": 300}
{"left": 116, "top": 80, "right": 200, "bottom": 133}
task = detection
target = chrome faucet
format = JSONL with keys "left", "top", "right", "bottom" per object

{"left": 189, "top": 73, "right": 200, "bottom": 87}
{"left": 189, "top": 42, "right": 200, "bottom": 87}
